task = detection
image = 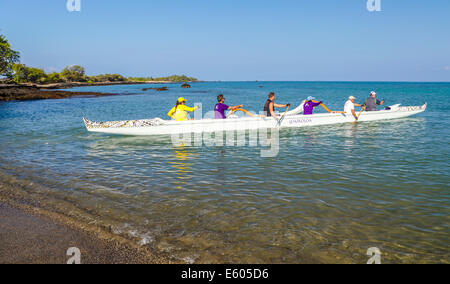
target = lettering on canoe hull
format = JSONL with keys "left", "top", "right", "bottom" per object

{"left": 288, "top": 118, "right": 313, "bottom": 125}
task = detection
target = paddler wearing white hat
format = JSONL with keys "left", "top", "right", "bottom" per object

{"left": 344, "top": 96, "right": 364, "bottom": 120}
{"left": 363, "top": 91, "right": 385, "bottom": 111}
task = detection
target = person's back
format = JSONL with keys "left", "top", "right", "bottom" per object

{"left": 365, "top": 97, "right": 378, "bottom": 111}
{"left": 214, "top": 94, "right": 243, "bottom": 119}
{"left": 214, "top": 103, "right": 229, "bottom": 119}
{"left": 263, "top": 92, "right": 290, "bottom": 118}
{"left": 264, "top": 99, "right": 273, "bottom": 117}
{"left": 364, "top": 91, "right": 384, "bottom": 111}
{"left": 344, "top": 99, "right": 355, "bottom": 115}
{"left": 344, "top": 96, "right": 363, "bottom": 120}
{"left": 168, "top": 97, "right": 198, "bottom": 121}
{"left": 303, "top": 97, "right": 322, "bottom": 115}
{"left": 168, "top": 105, "right": 191, "bottom": 121}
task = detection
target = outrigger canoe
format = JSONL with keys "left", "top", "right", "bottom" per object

{"left": 83, "top": 103, "right": 427, "bottom": 136}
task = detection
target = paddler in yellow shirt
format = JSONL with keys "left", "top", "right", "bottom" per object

{"left": 168, "top": 97, "right": 199, "bottom": 121}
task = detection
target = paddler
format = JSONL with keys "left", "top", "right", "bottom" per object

{"left": 214, "top": 94, "right": 243, "bottom": 119}
{"left": 168, "top": 97, "right": 199, "bottom": 121}
{"left": 344, "top": 96, "right": 364, "bottom": 120}
{"left": 363, "top": 91, "right": 385, "bottom": 111}
{"left": 303, "top": 96, "right": 322, "bottom": 115}
{"left": 264, "top": 92, "right": 290, "bottom": 118}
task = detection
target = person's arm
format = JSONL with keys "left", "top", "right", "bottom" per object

{"left": 168, "top": 107, "right": 175, "bottom": 118}
{"left": 377, "top": 99, "right": 385, "bottom": 106}
{"left": 229, "top": 104, "right": 243, "bottom": 111}
{"left": 351, "top": 109, "right": 358, "bottom": 120}
{"left": 312, "top": 101, "right": 322, "bottom": 107}
{"left": 274, "top": 103, "right": 289, "bottom": 108}
{"left": 182, "top": 105, "right": 199, "bottom": 112}
{"left": 354, "top": 103, "right": 363, "bottom": 107}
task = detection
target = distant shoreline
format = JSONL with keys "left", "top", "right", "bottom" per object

{"left": 36, "top": 80, "right": 187, "bottom": 89}
{"left": 0, "top": 81, "right": 196, "bottom": 102}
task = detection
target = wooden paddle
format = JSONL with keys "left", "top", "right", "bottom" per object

{"left": 320, "top": 103, "right": 332, "bottom": 113}
{"left": 277, "top": 104, "right": 291, "bottom": 126}
{"left": 353, "top": 106, "right": 366, "bottom": 123}
{"left": 311, "top": 100, "right": 345, "bottom": 114}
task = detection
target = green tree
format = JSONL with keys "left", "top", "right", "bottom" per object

{"left": 11, "top": 64, "right": 28, "bottom": 83}
{"left": 46, "top": 72, "right": 64, "bottom": 83}
{"left": 0, "top": 34, "right": 20, "bottom": 79}
{"left": 12, "top": 64, "right": 47, "bottom": 83}
{"left": 27, "top": 67, "right": 47, "bottom": 83}
{"left": 61, "top": 65, "right": 87, "bottom": 82}
{"left": 153, "top": 75, "right": 197, "bottom": 82}
{"left": 129, "top": 75, "right": 198, "bottom": 82}
{"left": 89, "top": 74, "right": 127, "bottom": 82}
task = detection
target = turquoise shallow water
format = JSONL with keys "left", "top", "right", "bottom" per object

{"left": 0, "top": 82, "right": 449, "bottom": 263}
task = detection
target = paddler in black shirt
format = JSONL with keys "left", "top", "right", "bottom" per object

{"left": 264, "top": 92, "right": 290, "bottom": 118}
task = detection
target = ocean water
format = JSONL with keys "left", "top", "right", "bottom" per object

{"left": 0, "top": 82, "right": 448, "bottom": 263}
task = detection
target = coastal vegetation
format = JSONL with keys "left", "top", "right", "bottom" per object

{"left": 129, "top": 75, "right": 198, "bottom": 83}
{"left": 0, "top": 34, "right": 20, "bottom": 79}
{"left": 8, "top": 63, "right": 197, "bottom": 85}
{"left": 0, "top": 33, "right": 198, "bottom": 85}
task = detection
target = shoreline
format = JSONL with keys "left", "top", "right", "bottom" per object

{"left": 0, "top": 80, "right": 191, "bottom": 89}
{"left": 0, "top": 202, "right": 166, "bottom": 264}
{"left": 0, "top": 81, "right": 197, "bottom": 101}
{"left": 0, "top": 173, "right": 172, "bottom": 264}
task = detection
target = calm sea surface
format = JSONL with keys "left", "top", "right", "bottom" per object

{"left": 0, "top": 82, "right": 448, "bottom": 263}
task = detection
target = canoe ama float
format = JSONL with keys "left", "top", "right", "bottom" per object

{"left": 83, "top": 103, "right": 427, "bottom": 136}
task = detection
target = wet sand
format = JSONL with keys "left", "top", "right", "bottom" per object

{"left": 0, "top": 202, "right": 169, "bottom": 264}
{"left": 0, "top": 169, "right": 173, "bottom": 264}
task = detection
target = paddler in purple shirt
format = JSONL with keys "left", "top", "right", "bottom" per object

{"left": 303, "top": 96, "right": 322, "bottom": 115}
{"left": 214, "top": 94, "right": 244, "bottom": 119}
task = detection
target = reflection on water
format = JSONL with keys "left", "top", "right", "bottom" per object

{"left": 169, "top": 146, "right": 198, "bottom": 189}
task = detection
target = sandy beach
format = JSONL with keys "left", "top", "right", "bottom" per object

{"left": 0, "top": 174, "right": 172, "bottom": 264}
{"left": 0, "top": 201, "right": 172, "bottom": 264}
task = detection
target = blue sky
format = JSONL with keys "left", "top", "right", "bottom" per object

{"left": 1, "top": 0, "right": 449, "bottom": 81}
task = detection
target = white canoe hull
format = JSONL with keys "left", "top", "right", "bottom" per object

{"left": 84, "top": 104, "right": 427, "bottom": 136}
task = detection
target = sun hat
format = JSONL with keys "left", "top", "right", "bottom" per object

{"left": 307, "top": 96, "right": 316, "bottom": 101}
{"left": 370, "top": 91, "right": 377, "bottom": 96}
{"left": 177, "top": 97, "right": 187, "bottom": 103}
{"left": 349, "top": 96, "right": 356, "bottom": 100}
